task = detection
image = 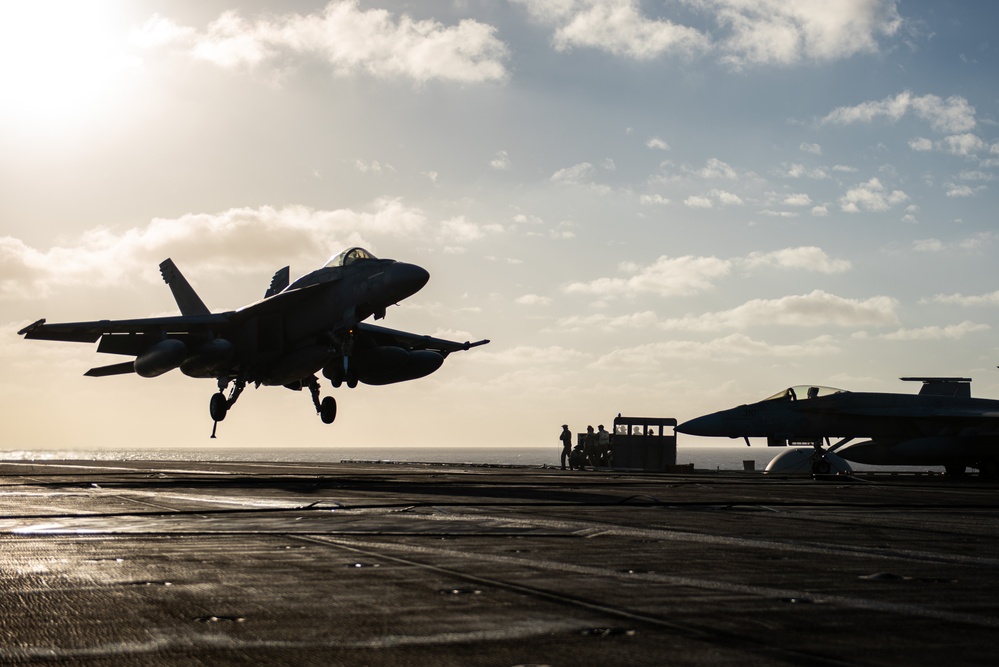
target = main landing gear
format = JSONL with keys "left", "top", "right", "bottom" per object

{"left": 208, "top": 372, "right": 341, "bottom": 438}
{"left": 210, "top": 377, "right": 246, "bottom": 439}
{"left": 306, "top": 376, "right": 337, "bottom": 424}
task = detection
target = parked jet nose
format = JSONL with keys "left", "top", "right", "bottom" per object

{"left": 679, "top": 404, "right": 766, "bottom": 438}
{"left": 385, "top": 262, "right": 430, "bottom": 300}
{"left": 677, "top": 412, "right": 729, "bottom": 437}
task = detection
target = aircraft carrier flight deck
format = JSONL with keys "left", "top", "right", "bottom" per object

{"left": 0, "top": 459, "right": 997, "bottom": 666}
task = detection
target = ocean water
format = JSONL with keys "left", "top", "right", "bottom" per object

{"left": 0, "top": 445, "right": 936, "bottom": 472}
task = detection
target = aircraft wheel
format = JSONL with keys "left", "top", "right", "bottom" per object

{"left": 812, "top": 459, "right": 831, "bottom": 475}
{"left": 210, "top": 392, "right": 228, "bottom": 422}
{"left": 346, "top": 371, "right": 358, "bottom": 389}
{"left": 320, "top": 396, "right": 337, "bottom": 424}
{"left": 945, "top": 463, "right": 966, "bottom": 477}
{"left": 330, "top": 377, "right": 342, "bottom": 389}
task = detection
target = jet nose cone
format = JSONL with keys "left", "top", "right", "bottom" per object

{"left": 387, "top": 262, "right": 430, "bottom": 299}
{"left": 677, "top": 415, "right": 713, "bottom": 436}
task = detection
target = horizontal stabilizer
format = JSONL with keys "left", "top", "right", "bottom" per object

{"left": 160, "top": 258, "right": 210, "bottom": 317}
{"left": 85, "top": 361, "right": 136, "bottom": 377}
{"left": 265, "top": 266, "right": 290, "bottom": 298}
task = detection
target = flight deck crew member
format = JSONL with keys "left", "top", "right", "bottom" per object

{"left": 560, "top": 425, "right": 573, "bottom": 470}
{"left": 597, "top": 424, "right": 611, "bottom": 467}
{"left": 583, "top": 425, "right": 597, "bottom": 470}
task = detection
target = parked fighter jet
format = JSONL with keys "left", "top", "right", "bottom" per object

{"left": 678, "top": 378, "right": 999, "bottom": 476}
{"left": 19, "top": 247, "right": 488, "bottom": 436}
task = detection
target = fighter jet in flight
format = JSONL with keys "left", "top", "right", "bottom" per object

{"left": 678, "top": 377, "right": 999, "bottom": 476}
{"left": 19, "top": 247, "right": 488, "bottom": 436}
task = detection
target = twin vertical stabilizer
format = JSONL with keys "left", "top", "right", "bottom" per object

{"left": 159, "top": 258, "right": 210, "bottom": 317}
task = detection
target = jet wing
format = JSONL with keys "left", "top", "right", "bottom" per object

{"left": 355, "top": 322, "right": 489, "bottom": 357}
{"left": 18, "top": 315, "right": 232, "bottom": 343}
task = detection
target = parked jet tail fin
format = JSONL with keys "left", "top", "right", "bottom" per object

{"left": 265, "top": 266, "right": 290, "bottom": 298}
{"left": 901, "top": 377, "right": 972, "bottom": 398}
{"left": 159, "top": 259, "right": 210, "bottom": 317}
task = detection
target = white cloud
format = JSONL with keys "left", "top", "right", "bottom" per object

{"left": 353, "top": 159, "right": 394, "bottom": 174}
{"left": 475, "top": 345, "right": 590, "bottom": 366}
{"left": 564, "top": 255, "right": 732, "bottom": 298}
{"left": 839, "top": 177, "right": 909, "bottom": 212}
{"left": 438, "top": 216, "right": 488, "bottom": 243}
{"left": 514, "top": 0, "right": 709, "bottom": 60}
{"left": 783, "top": 163, "right": 830, "bottom": 179}
{"left": 562, "top": 247, "right": 852, "bottom": 303}
{"left": 131, "top": 14, "right": 195, "bottom": 48}
{"left": 880, "top": 321, "right": 990, "bottom": 341}
{"left": 515, "top": 294, "right": 552, "bottom": 306}
{"left": 713, "top": 189, "right": 744, "bottom": 205}
{"left": 647, "top": 137, "right": 671, "bottom": 150}
{"left": 945, "top": 184, "right": 982, "bottom": 198}
{"left": 811, "top": 205, "right": 829, "bottom": 216}
{"left": 709, "top": 0, "right": 901, "bottom": 67}
{"left": 904, "top": 134, "right": 990, "bottom": 157}
{"left": 821, "top": 91, "right": 977, "bottom": 134}
{"left": 742, "top": 247, "right": 851, "bottom": 273}
{"left": 555, "top": 311, "right": 659, "bottom": 332}
{"left": 928, "top": 291, "right": 999, "bottom": 307}
{"left": 659, "top": 291, "right": 897, "bottom": 331}
{"left": 0, "top": 200, "right": 436, "bottom": 298}
{"left": 513, "top": 213, "right": 544, "bottom": 225}
{"left": 591, "top": 334, "right": 840, "bottom": 368}
{"left": 639, "top": 194, "right": 670, "bottom": 206}
{"left": 684, "top": 195, "right": 713, "bottom": 209}
{"left": 515, "top": 0, "right": 899, "bottom": 67}
{"left": 909, "top": 232, "right": 996, "bottom": 253}
{"left": 799, "top": 142, "right": 822, "bottom": 155}
{"left": 551, "top": 162, "right": 594, "bottom": 185}
{"left": 136, "top": 1, "right": 509, "bottom": 84}
{"left": 696, "top": 157, "right": 739, "bottom": 179}
{"left": 944, "top": 133, "right": 986, "bottom": 156}
{"left": 782, "top": 193, "right": 813, "bottom": 206}
{"left": 681, "top": 186, "right": 745, "bottom": 209}
{"left": 490, "top": 150, "right": 511, "bottom": 170}
{"left": 912, "top": 238, "right": 943, "bottom": 253}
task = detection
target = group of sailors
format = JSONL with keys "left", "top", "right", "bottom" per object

{"left": 559, "top": 424, "right": 611, "bottom": 471}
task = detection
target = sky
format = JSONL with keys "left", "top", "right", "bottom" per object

{"left": 2, "top": 0, "right": 999, "bottom": 450}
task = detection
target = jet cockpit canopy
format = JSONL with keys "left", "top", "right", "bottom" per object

{"left": 763, "top": 385, "right": 848, "bottom": 402}
{"left": 325, "top": 247, "right": 378, "bottom": 268}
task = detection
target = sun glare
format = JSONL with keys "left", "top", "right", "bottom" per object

{"left": 0, "top": 1, "right": 139, "bottom": 128}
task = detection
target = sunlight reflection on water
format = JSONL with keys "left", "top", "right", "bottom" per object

{"left": 0, "top": 446, "right": 941, "bottom": 473}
